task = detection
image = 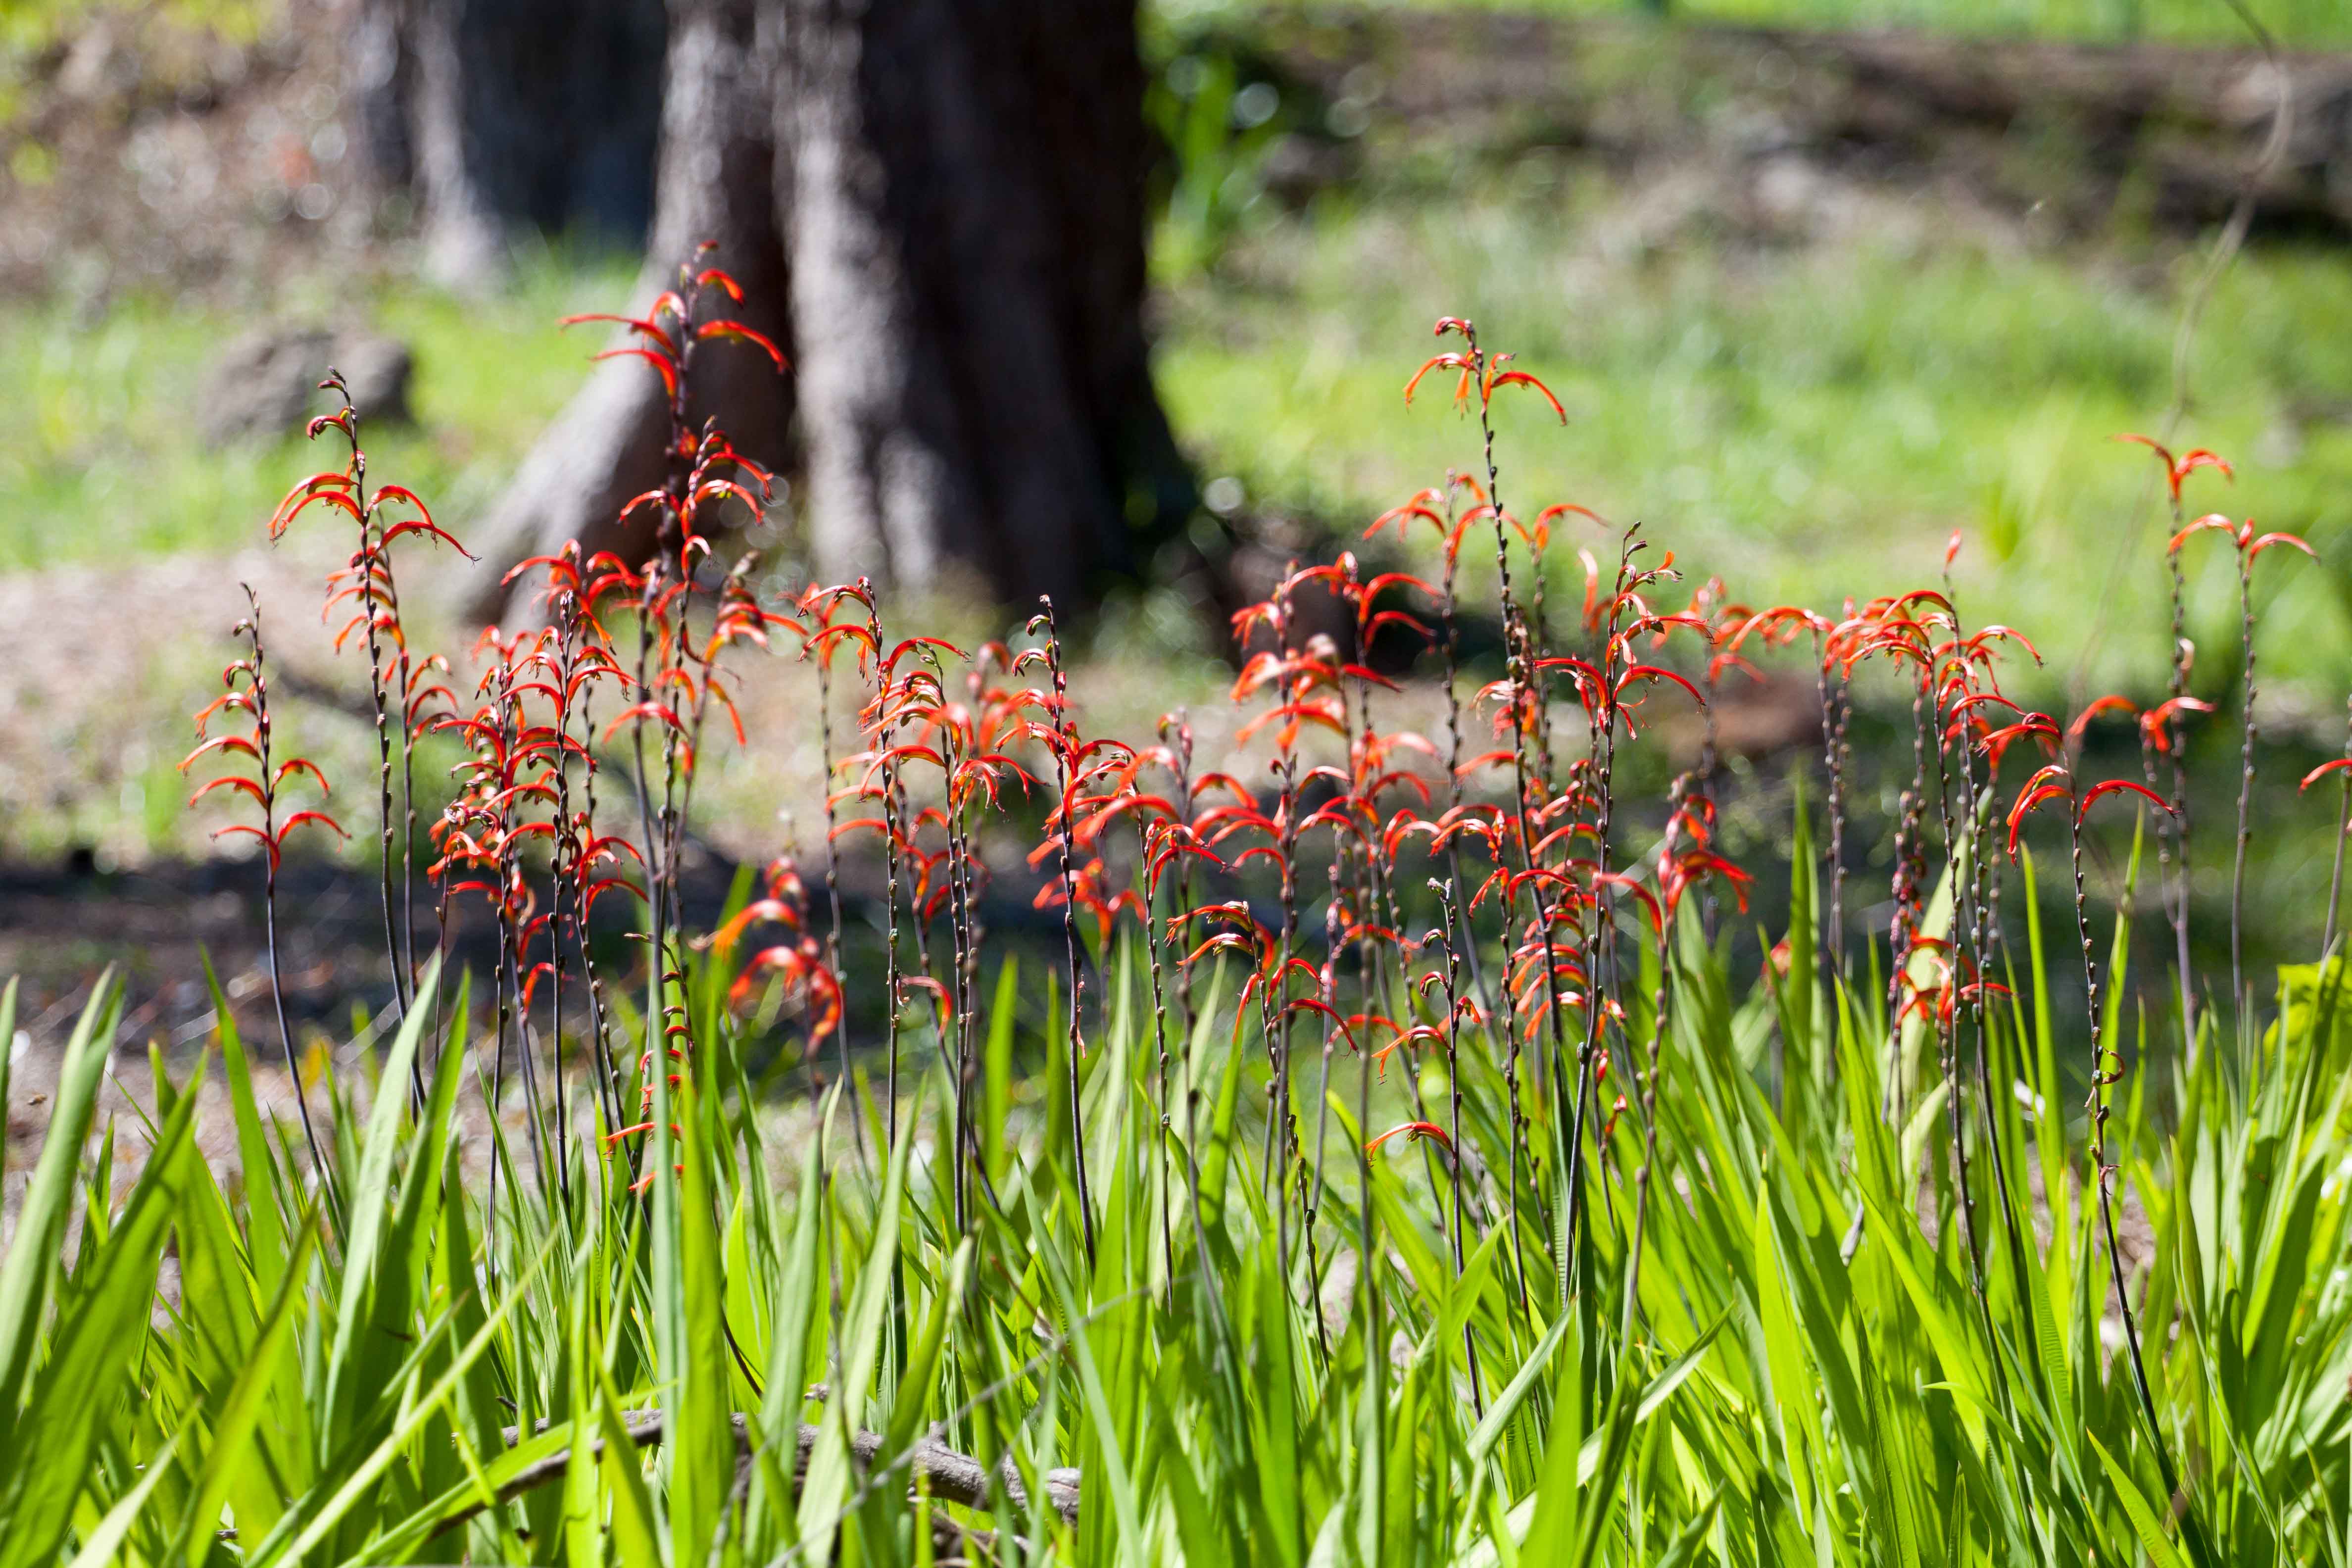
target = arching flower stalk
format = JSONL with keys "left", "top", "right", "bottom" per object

{"left": 1929, "top": 669, "right": 1992, "bottom": 1300}
{"left": 1410, "top": 315, "right": 1596, "bottom": 1297}
{"left": 2004, "top": 716, "right": 2184, "bottom": 1526}
{"left": 793, "top": 582, "right": 862, "bottom": 1123}
{"left": 843, "top": 629, "right": 959, "bottom": 1168}
{"left": 1558, "top": 531, "right": 1697, "bottom": 1286}
{"left": 1369, "top": 473, "right": 1513, "bottom": 1040}
{"left": 2119, "top": 434, "right": 2232, "bottom": 1035}
{"left": 276, "top": 381, "right": 474, "bottom": 1082}
{"left": 803, "top": 582, "right": 899, "bottom": 1124}
{"left": 891, "top": 632, "right": 1048, "bottom": 1224}
{"left": 1031, "top": 597, "right": 1098, "bottom": 1262}
{"left": 1366, "top": 488, "right": 1516, "bottom": 1232}
{"left": 1336, "top": 555, "right": 1457, "bottom": 1209}
{"left": 1839, "top": 606, "right": 1933, "bottom": 1111}
{"left": 447, "top": 627, "right": 558, "bottom": 1199}
{"left": 1284, "top": 552, "right": 1434, "bottom": 1266}
{"left": 1939, "top": 587, "right": 2043, "bottom": 1309}
{"left": 565, "top": 248, "right": 784, "bottom": 1071}
{"left": 183, "top": 586, "right": 345, "bottom": 1201}
{"left": 2169, "top": 511, "right": 2316, "bottom": 1007}
{"left": 1224, "top": 570, "right": 1318, "bottom": 1271}
{"left": 1429, "top": 877, "right": 1490, "bottom": 1404}
{"left": 2306, "top": 699, "right": 2352, "bottom": 960}
{"left": 501, "top": 542, "right": 630, "bottom": 1138}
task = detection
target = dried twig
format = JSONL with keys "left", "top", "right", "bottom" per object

{"left": 446, "top": 1412, "right": 1081, "bottom": 1542}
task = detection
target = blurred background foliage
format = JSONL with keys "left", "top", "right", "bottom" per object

{"left": 0, "top": 0, "right": 2348, "bottom": 882}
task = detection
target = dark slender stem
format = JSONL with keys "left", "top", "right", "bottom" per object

{"left": 396, "top": 641, "right": 418, "bottom": 1020}
{"left": 2325, "top": 698, "right": 2351, "bottom": 960}
{"left": 494, "top": 673, "right": 552, "bottom": 1199}
{"left": 1563, "top": 535, "right": 1639, "bottom": 1306}
{"left": 2070, "top": 796, "right": 2191, "bottom": 1531}
{"left": 1463, "top": 334, "right": 1577, "bottom": 1310}
{"left": 1353, "top": 877, "right": 1381, "bottom": 1418}
{"left": 1937, "top": 592, "right": 2028, "bottom": 1323}
{"left": 1621, "top": 884, "right": 1674, "bottom": 1345}
{"left": 862, "top": 587, "right": 906, "bottom": 1160}
{"left": 241, "top": 590, "right": 336, "bottom": 1212}
{"left": 560, "top": 601, "right": 624, "bottom": 1141}
{"left": 1432, "top": 477, "right": 1511, "bottom": 1101}
{"left": 1815, "top": 637, "right": 1849, "bottom": 982}
{"left": 2230, "top": 547, "right": 2256, "bottom": 1008}
{"left": 2163, "top": 542, "right": 2198, "bottom": 1043}
{"left": 318, "top": 380, "right": 422, "bottom": 1112}
{"left": 1435, "top": 882, "right": 1486, "bottom": 1417}
{"left": 1255, "top": 577, "right": 1310, "bottom": 1293}
{"left": 1922, "top": 670, "right": 1991, "bottom": 1306}
{"left": 810, "top": 640, "right": 865, "bottom": 1159}
{"left": 1039, "top": 598, "right": 1098, "bottom": 1266}
{"left": 947, "top": 799, "right": 970, "bottom": 1227}
{"left": 2163, "top": 545, "right": 2201, "bottom": 1048}
{"left": 1143, "top": 828, "right": 1177, "bottom": 1293}
{"left": 1303, "top": 863, "right": 1344, "bottom": 1365}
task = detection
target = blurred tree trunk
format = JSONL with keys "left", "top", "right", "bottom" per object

{"left": 425, "top": 0, "right": 1190, "bottom": 623}
{"left": 349, "top": 0, "right": 669, "bottom": 288}
{"left": 456, "top": 0, "right": 792, "bottom": 619}
{"left": 774, "top": 0, "right": 1187, "bottom": 611}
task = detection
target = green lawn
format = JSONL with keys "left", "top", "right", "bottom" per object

{"left": 10, "top": 219, "right": 2351, "bottom": 716}
{"left": 0, "top": 248, "right": 637, "bottom": 572}
{"left": 1157, "top": 194, "right": 2352, "bottom": 706}
{"left": 8, "top": 217, "right": 2350, "bottom": 720}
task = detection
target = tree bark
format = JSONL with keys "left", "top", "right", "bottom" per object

{"left": 459, "top": 0, "right": 791, "bottom": 621}
{"left": 777, "top": 0, "right": 1186, "bottom": 606}
{"left": 446, "top": 0, "right": 1188, "bottom": 623}
{"left": 350, "top": 0, "right": 668, "bottom": 288}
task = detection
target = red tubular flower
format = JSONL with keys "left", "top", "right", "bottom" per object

{"left": 1365, "top": 1120, "right": 1455, "bottom": 1156}
{"left": 2115, "top": 433, "right": 2233, "bottom": 502}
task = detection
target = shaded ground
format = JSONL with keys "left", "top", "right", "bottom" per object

{"left": 1247, "top": 13, "right": 2352, "bottom": 241}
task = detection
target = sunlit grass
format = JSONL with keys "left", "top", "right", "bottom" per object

{"left": 3, "top": 107, "right": 2350, "bottom": 1553}
{"left": 0, "top": 825, "right": 2344, "bottom": 1560}
{"left": 0, "top": 245, "right": 638, "bottom": 571}
{"left": 1156, "top": 200, "right": 2352, "bottom": 702}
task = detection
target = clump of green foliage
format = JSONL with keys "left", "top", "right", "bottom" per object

{"left": 0, "top": 259, "right": 2346, "bottom": 1567}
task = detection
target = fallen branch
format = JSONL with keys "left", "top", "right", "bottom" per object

{"left": 449, "top": 1411, "right": 1080, "bottom": 1540}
